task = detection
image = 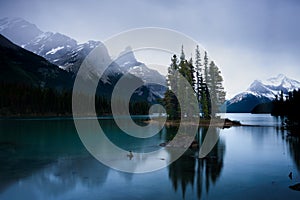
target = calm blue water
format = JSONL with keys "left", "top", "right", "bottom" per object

{"left": 0, "top": 114, "right": 299, "bottom": 199}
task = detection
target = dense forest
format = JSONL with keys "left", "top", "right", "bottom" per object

{"left": 272, "top": 89, "right": 300, "bottom": 130}
{"left": 0, "top": 82, "right": 72, "bottom": 116}
{"left": 0, "top": 82, "right": 150, "bottom": 116}
{"left": 163, "top": 46, "right": 226, "bottom": 120}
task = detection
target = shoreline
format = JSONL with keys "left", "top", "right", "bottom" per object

{"left": 144, "top": 118, "right": 242, "bottom": 128}
{"left": 0, "top": 114, "right": 250, "bottom": 129}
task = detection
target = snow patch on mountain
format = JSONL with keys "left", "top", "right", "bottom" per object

{"left": 227, "top": 74, "right": 300, "bottom": 112}
{"left": 45, "top": 46, "right": 64, "bottom": 55}
{"left": 246, "top": 74, "right": 300, "bottom": 100}
{"left": 114, "top": 46, "right": 166, "bottom": 86}
{"left": 0, "top": 17, "right": 167, "bottom": 103}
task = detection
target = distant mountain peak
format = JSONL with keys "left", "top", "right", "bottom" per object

{"left": 247, "top": 74, "right": 300, "bottom": 96}
{"left": 0, "top": 17, "right": 43, "bottom": 46}
{"left": 261, "top": 74, "right": 300, "bottom": 90}
{"left": 0, "top": 17, "right": 34, "bottom": 31}
{"left": 262, "top": 74, "right": 287, "bottom": 86}
{"left": 0, "top": 17, "right": 167, "bottom": 103}
{"left": 117, "top": 46, "right": 134, "bottom": 56}
{"left": 227, "top": 74, "right": 300, "bottom": 113}
{"left": 115, "top": 46, "right": 139, "bottom": 68}
{"left": 113, "top": 46, "right": 166, "bottom": 85}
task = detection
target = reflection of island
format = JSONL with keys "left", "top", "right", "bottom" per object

{"left": 168, "top": 127, "right": 225, "bottom": 199}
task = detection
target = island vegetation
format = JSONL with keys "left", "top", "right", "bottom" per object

{"left": 162, "top": 45, "right": 226, "bottom": 122}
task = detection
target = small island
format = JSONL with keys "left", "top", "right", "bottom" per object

{"left": 145, "top": 117, "right": 241, "bottom": 128}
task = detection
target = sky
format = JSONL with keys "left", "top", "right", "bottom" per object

{"left": 0, "top": 0, "right": 300, "bottom": 98}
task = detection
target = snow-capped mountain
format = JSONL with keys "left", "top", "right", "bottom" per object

{"left": 115, "top": 46, "right": 166, "bottom": 86}
{"left": 0, "top": 17, "right": 101, "bottom": 73}
{"left": 0, "top": 17, "right": 42, "bottom": 46}
{"left": 0, "top": 17, "right": 167, "bottom": 102}
{"left": 22, "top": 32, "right": 101, "bottom": 73}
{"left": 0, "top": 18, "right": 165, "bottom": 83}
{"left": 0, "top": 34, "right": 73, "bottom": 90}
{"left": 23, "top": 32, "right": 77, "bottom": 58}
{"left": 113, "top": 46, "right": 167, "bottom": 98}
{"left": 227, "top": 74, "right": 300, "bottom": 113}
{"left": 51, "top": 40, "right": 101, "bottom": 73}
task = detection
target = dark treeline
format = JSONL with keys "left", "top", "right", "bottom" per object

{"left": 0, "top": 83, "right": 150, "bottom": 116}
{"left": 163, "top": 45, "right": 226, "bottom": 120}
{"left": 272, "top": 89, "right": 300, "bottom": 130}
{"left": 272, "top": 89, "right": 300, "bottom": 117}
{"left": 0, "top": 82, "right": 72, "bottom": 116}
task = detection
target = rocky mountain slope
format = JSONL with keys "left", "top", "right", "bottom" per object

{"left": 226, "top": 74, "right": 300, "bottom": 112}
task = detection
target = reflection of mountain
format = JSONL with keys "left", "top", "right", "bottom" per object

{"left": 0, "top": 120, "right": 109, "bottom": 195}
{"left": 0, "top": 150, "right": 54, "bottom": 193}
{"left": 26, "top": 156, "right": 110, "bottom": 198}
{"left": 168, "top": 128, "right": 225, "bottom": 199}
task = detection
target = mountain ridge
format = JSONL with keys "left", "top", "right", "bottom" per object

{"left": 0, "top": 17, "right": 167, "bottom": 102}
{"left": 227, "top": 74, "right": 300, "bottom": 113}
{"left": 0, "top": 34, "right": 73, "bottom": 90}
{"left": 0, "top": 17, "right": 166, "bottom": 88}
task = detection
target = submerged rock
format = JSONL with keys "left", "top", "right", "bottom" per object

{"left": 289, "top": 172, "right": 293, "bottom": 180}
{"left": 159, "top": 142, "right": 168, "bottom": 147}
{"left": 289, "top": 183, "right": 300, "bottom": 191}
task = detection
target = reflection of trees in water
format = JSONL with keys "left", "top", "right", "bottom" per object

{"left": 168, "top": 153, "right": 196, "bottom": 199}
{"left": 168, "top": 127, "right": 225, "bottom": 199}
{"left": 286, "top": 134, "right": 300, "bottom": 172}
{"left": 276, "top": 126, "right": 300, "bottom": 173}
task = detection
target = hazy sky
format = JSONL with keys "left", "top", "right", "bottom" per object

{"left": 1, "top": 0, "right": 300, "bottom": 98}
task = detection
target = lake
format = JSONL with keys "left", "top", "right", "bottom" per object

{"left": 0, "top": 114, "right": 299, "bottom": 199}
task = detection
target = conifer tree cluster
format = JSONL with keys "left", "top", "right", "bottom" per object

{"left": 272, "top": 89, "right": 300, "bottom": 118}
{"left": 163, "top": 45, "right": 226, "bottom": 119}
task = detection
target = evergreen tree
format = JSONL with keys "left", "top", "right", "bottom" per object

{"left": 203, "top": 51, "right": 209, "bottom": 83}
{"left": 180, "top": 45, "right": 185, "bottom": 61}
{"left": 164, "top": 54, "right": 180, "bottom": 119}
{"left": 178, "top": 46, "right": 198, "bottom": 118}
{"left": 206, "top": 61, "right": 226, "bottom": 116}
{"left": 178, "top": 46, "right": 190, "bottom": 118}
{"left": 178, "top": 45, "right": 188, "bottom": 81}
{"left": 188, "top": 57, "right": 196, "bottom": 88}
{"left": 199, "top": 77, "right": 211, "bottom": 118}
{"left": 169, "top": 54, "right": 179, "bottom": 91}
{"left": 186, "top": 57, "right": 197, "bottom": 118}
{"left": 195, "top": 46, "right": 210, "bottom": 118}
{"left": 195, "top": 45, "right": 202, "bottom": 100}
{"left": 164, "top": 90, "right": 179, "bottom": 120}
